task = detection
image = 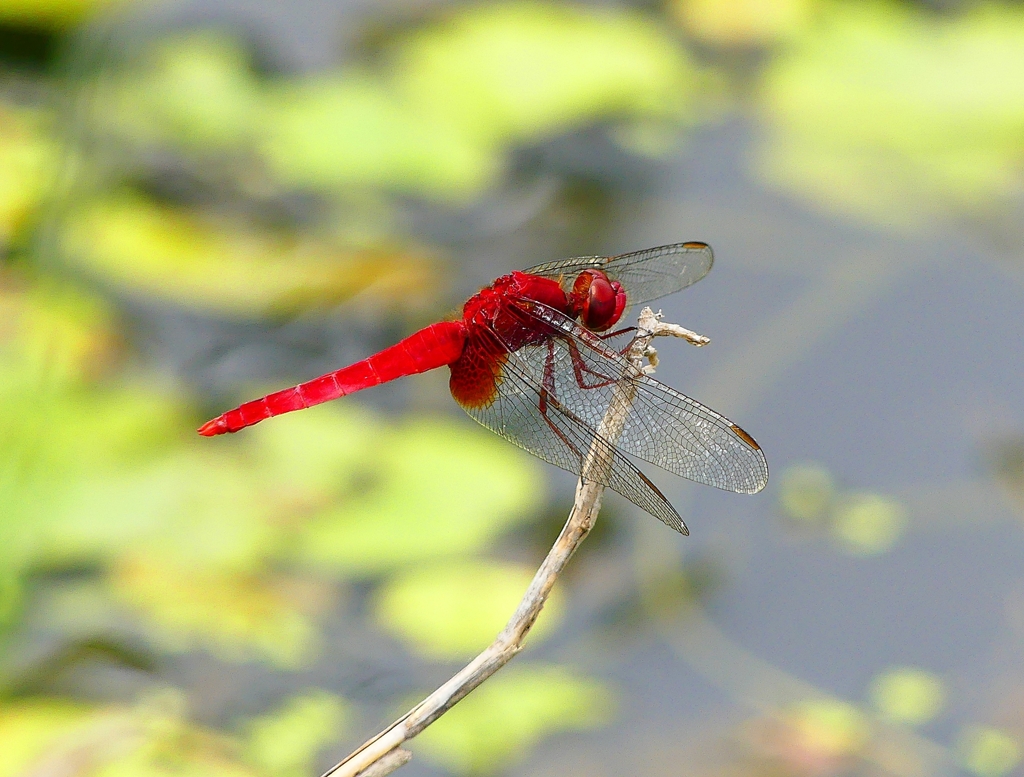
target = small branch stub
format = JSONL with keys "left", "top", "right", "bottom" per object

{"left": 353, "top": 749, "right": 411, "bottom": 777}
{"left": 321, "top": 307, "right": 692, "bottom": 777}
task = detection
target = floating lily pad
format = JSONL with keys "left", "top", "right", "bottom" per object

{"left": 958, "top": 726, "right": 1023, "bottom": 777}
{"left": 52, "top": 450, "right": 287, "bottom": 572}
{"left": 0, "top": 698, "right": 96, "bottom": 777}
{"left": 98, "top": 32, "right": 261, "bottom": 150}
{"left": 108, "top": 555, "right": 327, "bottom": 668}
{"left": 263, "top": 74, "right": 498, "bottom": 201}
{"left": 297, "top": 417, "right": 543, "bottom": 573}
{"left": 415, "top": 664, "right": 614, "bottom": 774}
{"left": 672, "top": 0, "right": 815, "bottom": 47}
{"left": 757, "top": 3, "right": 1024, "bottom": 230}
{"left": 98, "top": 690, "right": 259, "bottom": 777}
{"left": 0, "top": 104, "right": 58, "bottom": 247}
{"left": 0, "top": 0, "right": 127, "bottom": 28}
{"left": 832, "top": 492, "right": 907, "bottom": 556}
{"left": 0, "top": 272, "right": 119, "bottom": 385}
{"left": 372, "top": 560, "right": 564, "bottom": 659}
{"left": 243, "top": 690, "right": 349, "bottom": 777}
{"left": 0, "top": 692, "right": 257, "bottom": 777}
{"left": 868, "top": 666, "right": 945, "bottom": 726}
{"left": 778, "top": 462, "right": 835, "bottom": 523}
{"left": 0, "top": 378, "right": 189, "bottom": 584}
{"left": 785, "top": 698, "right": 869, "bottom": 761}
{"left": 61, "top": 194, "right": 437, "bottom": 316}
{"left": 264, "top": 2, "right": 699, "bottom": 200}
{"left": 395, "top": 3, "right": 697, "bottom": 148}
{"left": 250, "top": 403, "right": 385, "bottom": 499}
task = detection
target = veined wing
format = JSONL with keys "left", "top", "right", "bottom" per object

{"left": 523, "top": 242, "right": 714, "bottom": 309}
{"left": 505, "top": 299, "right": 768, "bottom": 494}
{"left": 450, "top": 329, "right": 687, "bottom": 534}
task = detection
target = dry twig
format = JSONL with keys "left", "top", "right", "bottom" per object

{"left": 323, "top": 307, "right": 702, "bottom": 777}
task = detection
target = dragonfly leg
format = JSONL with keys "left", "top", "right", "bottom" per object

{"left": 595, "top": 326, "right": 636, "bottom": 340}
{"left": 537, "top": 339, "right": 587, "bottom": 468}
{"left": 565, "top": 338, "right": 624, "bottom": 391}
{"left": 593, "top": 325, "right": 638, "bottom": 356}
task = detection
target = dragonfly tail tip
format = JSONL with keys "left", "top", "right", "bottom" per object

{"left": 197, "top": 417, "right": 228, "bottom": 436}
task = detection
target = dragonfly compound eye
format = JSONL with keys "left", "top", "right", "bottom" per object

{"left": 574, "top": 270, "right": 626, "bottom": 331}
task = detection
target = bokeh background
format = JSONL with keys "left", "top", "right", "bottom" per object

{"left": 2, "top": 0, "right": 1023, "bottom": 775}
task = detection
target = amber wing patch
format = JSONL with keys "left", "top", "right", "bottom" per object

{"left": 449, "top": 343, "right": 507, "bottom": 410}
{"left": 730, "top": 423, "right": 761, "bottom": 451}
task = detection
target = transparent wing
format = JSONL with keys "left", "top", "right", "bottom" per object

{"left": 452, "top": 330, "right": 688, "bottom": 534}
{"left": 522, "top": 242, "right": 714, "bottom": 308}
{"left": 503, "top": 299, "right": 769, "bottom": 494}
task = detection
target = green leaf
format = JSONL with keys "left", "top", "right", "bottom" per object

{"left": 757, "top": 3, "right": 1024, "bottom": 229}
{"left": 0, "top": 698, "right": 96, "bottom": 777}
{"left": 868, "top": 666, "right": 945, "bottom": 726}
{"left": 0, "top": 271, "right": 119, "bottom": 388}
{"left": 0, "top": 379, "right": 187, "bottom": 576}
{"left": 243, "top": 690, "right": 350, "bottom": 777}
{"left": 0, "top": 104, "right": 58, "bottom": 248}
{"left": 395, "top": 3, "right": 697, "bottom": 147}
{"left": 778, "top": 462, "right": 835, "bottom": 523}
{"left": 264, "top": 3, "right": 699, "bottom": 200}
{"left": 783, "top": 698, "right": 869, "bottom": 761}
{"left": 831, "top": 492, "right": 907, "bottom": 556}
{"left": 108, "top": 556, "right": 327, "bottom": 668}
{"left": 249, "top": 403, "right": 385, "bottom": 498}
{"left": 93, "top": 690, "right": 260, "bottom": 777}
{"left": 672, "top": 0, "right": 815, "bottom": 46}
{"left": 0, "top": 0, "right": 127, "bottom": 29}
{"left": 263, "top": 74, "right": 498, "bottom": 200}
{"left": 61, "top": 194, "right": 437, "bottom": 316}
{"left": 372, "top": 560, "right": 564, "bottom": 659}
{"left": 99, "top": 32, "right": 261, "bottom": 149}
{"left": 958, "top": 727, "right": 1023, "bottom": 777}
{"left": 46, "top": 450, "right": 282, "bottom": 571}
{"left": 415, "top": 664, "right": 614, "bottom": 774}
{"left": 297, "top": 417, "right": 543, "bottom": 573}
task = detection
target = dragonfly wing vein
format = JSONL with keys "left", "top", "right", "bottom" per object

{"left": 455, "top": 326, "right": 687, "bottom": 534}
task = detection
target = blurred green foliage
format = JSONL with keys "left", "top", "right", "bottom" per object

{"left": 295, "top": 416, "right": 543, "bottom": 573}
{"left": 243, "top": 691, "right": 349, "bottom": 777}
{"left": 100, "top": 33, "right": 260, "bottom": 149}
{"left": 0, "top": 105, "right": 58, "bottom": 249}
{"left": 62, "top": 195, "right": 436, "bottom": 316}
{"left": 673, "top": 0, "right": 815, "bottom": 47}
{"left": 0, "top": 0, "right": 126, "bottom": 29}
{"left": 265, "top": 3, "right": 700, "bottom": 200}
{"left": 372, "top": 560, "right": 564, "bottom": 659}
{"left": 758, "top": 2, "right": 1024, "bottom": 230}
{"left": 785, "top": 699, "right": 869, "bottom": 764}
{"left": 0, "top": 691, "right": 261, "bottom": 777}
{"left": 0, "top": 697, "right": 95, "bottom": 777}
{"left": 832, "top": 492, "right": 908, "bottom": 556}
{"left": 3, "top": 0, "right": 1022, "bottom": 773}
{"left": 958, "top": 726, "right": 1023, "bottom": 777}
{"left": 868, "top": 667, "right": 945, "bottom": 726}
{"left": 777, "top": 462, "right": 908, "bottom": 555}
{"left": 67, "top": 2, "right": 706, "bottom": 314}
{"left": 415, "top": 664, "right": 613, "bottom": 773}
{"left": 777, "top": 462, "right": 835, "bottom": 523}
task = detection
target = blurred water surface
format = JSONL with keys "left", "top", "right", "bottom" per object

{"left": 1, "top": 1, "right": 1023, "bottom": 776}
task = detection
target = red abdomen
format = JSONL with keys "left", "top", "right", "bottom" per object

{"left": 198, "top": 321, "right": 467, "bottom": 436}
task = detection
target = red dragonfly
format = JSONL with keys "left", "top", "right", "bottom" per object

{"left": 199, "top": 243, "right": 768, "bottom": 534}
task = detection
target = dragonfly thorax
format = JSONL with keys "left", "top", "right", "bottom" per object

{"left": 462, "top": 272, "right": 572, "bottom": 327}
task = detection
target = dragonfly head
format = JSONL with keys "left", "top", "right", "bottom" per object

{"left": 570, "top": 269, "right": 626, "bottom": 332}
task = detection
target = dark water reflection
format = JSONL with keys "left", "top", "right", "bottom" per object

{"left": 608, "top": 120, "right": 1024, "bottom": 776}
